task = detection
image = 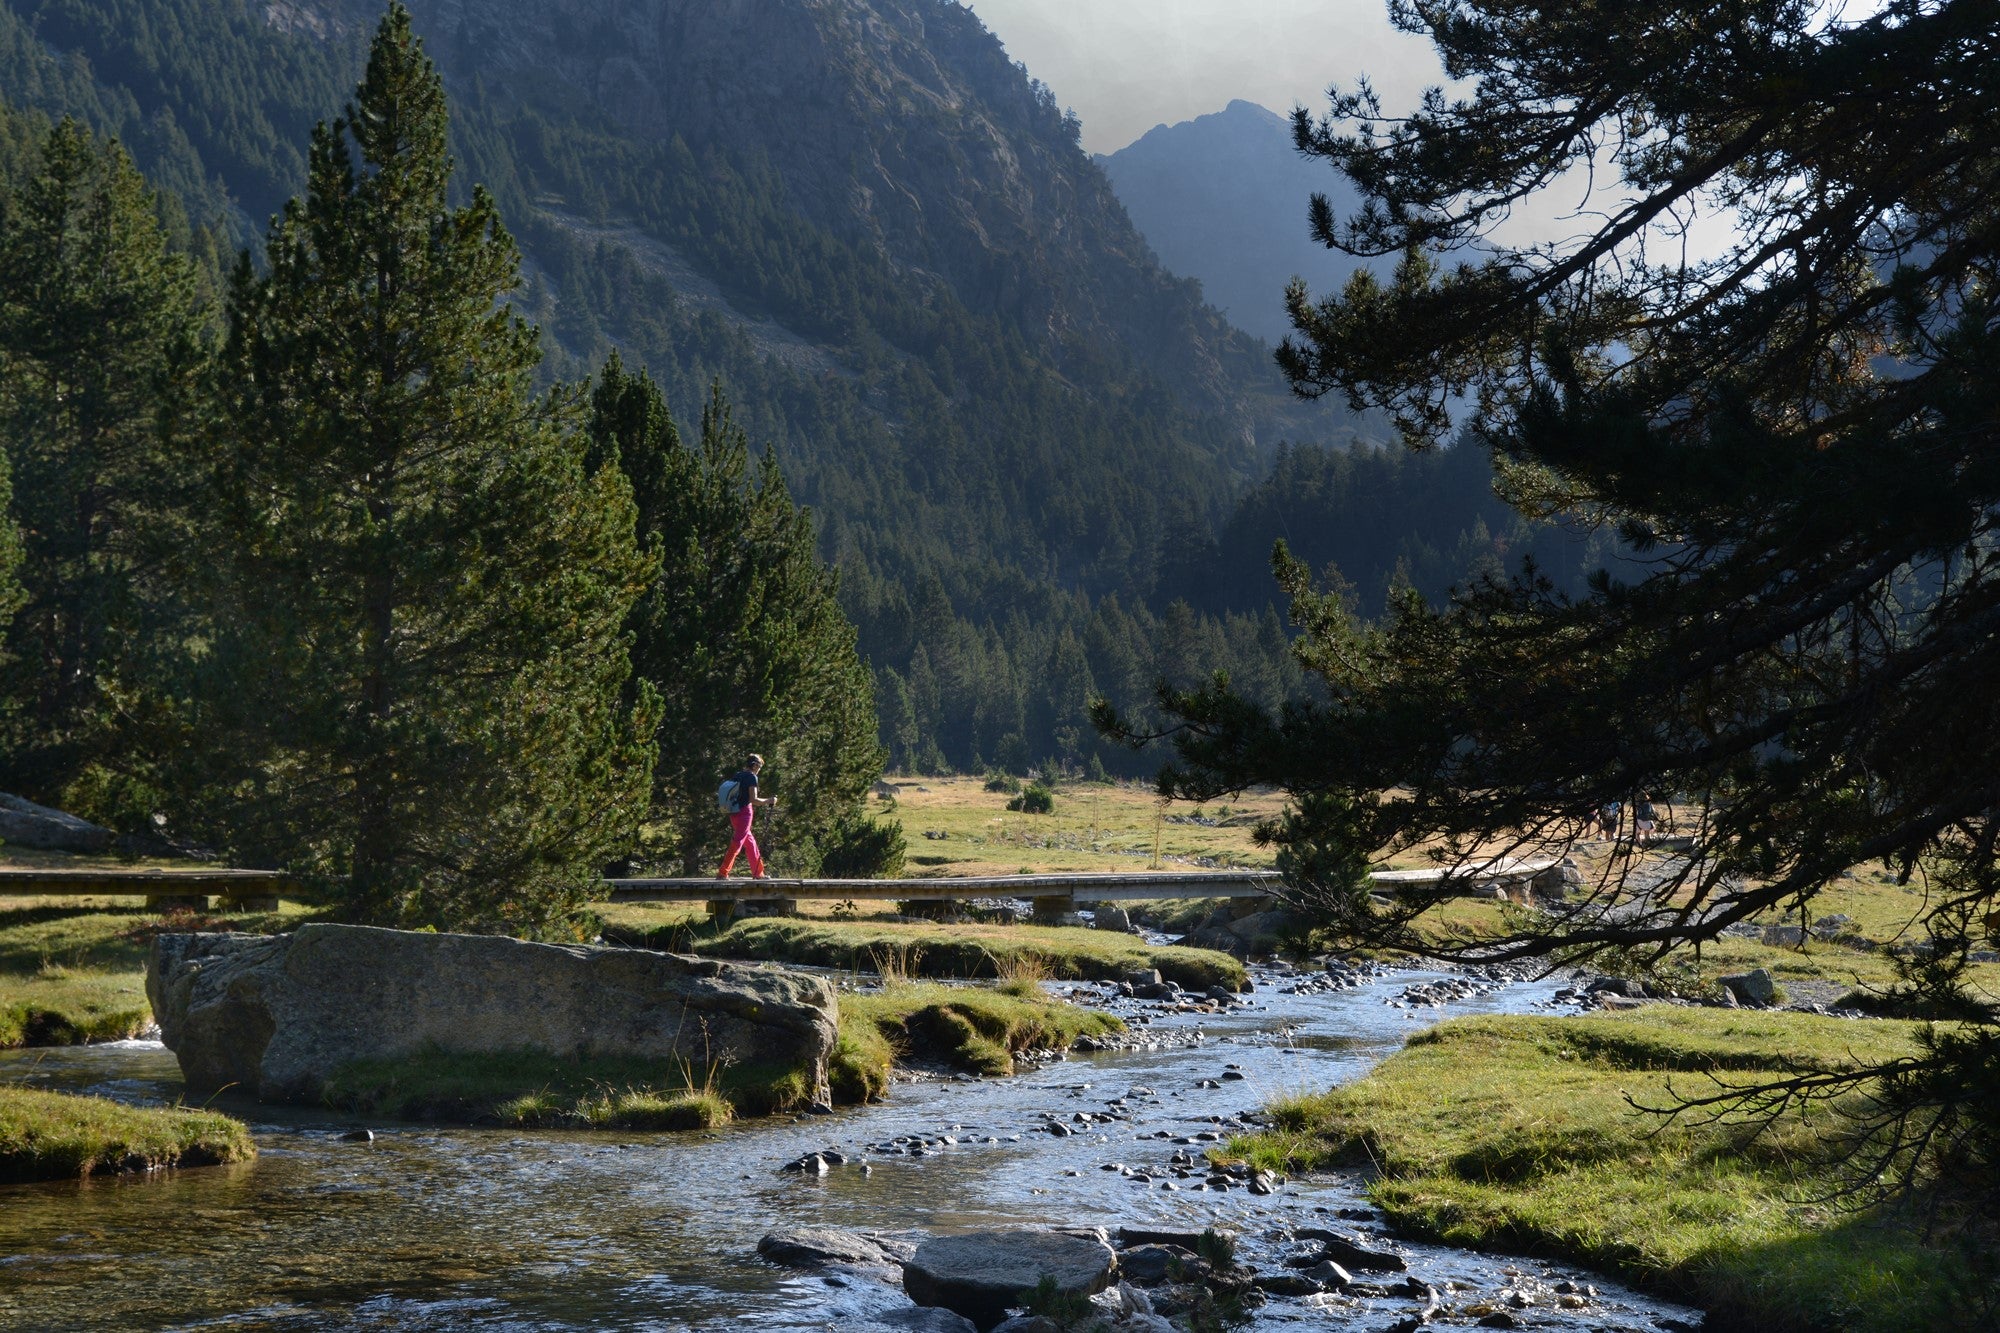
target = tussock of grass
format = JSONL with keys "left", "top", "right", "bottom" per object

{"left": 1235, "top": 1008, "right": 1960, "bottom": 1333}
{"left": 669, "top": 917, "right": 1244, "bottom": 991}
{"left": 0, "top": 1086, "right": 255, "bottom": 1182}
{"left": 321, "top": 1048, "right": 789, "bottom": 1129}
{"left": 832, "top": 983, "right": 1123, "bottom": 1100}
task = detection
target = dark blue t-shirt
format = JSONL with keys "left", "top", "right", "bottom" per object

{"left": 730, "top": 769, "right": 759, "bottom": 812}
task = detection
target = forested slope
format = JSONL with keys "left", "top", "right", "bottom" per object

{"left": 0, "top": 0, "right": 1610, "bottom": 774}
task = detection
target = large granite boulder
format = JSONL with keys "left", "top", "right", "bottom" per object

{"left": 0, "top": 792, "right": 112, "bottom": 853}
{"left": 903, "top": 1230, "right": 1115, "bottom": 1331}
{"left": 147, "top": 924, "right": 838, "bottom": 1105}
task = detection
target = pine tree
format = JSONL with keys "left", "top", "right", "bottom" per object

{"left": 1124, "top": 0, "right": 2000, "bottom": 1197}
{"left": 197, "top": 6, "right": 654, "bottom": 933}
{"left": 0, "top": 116, "right": 204, "bottom": 809}
{"left": 585, "top": 358, "right": 885, "bottom": 875}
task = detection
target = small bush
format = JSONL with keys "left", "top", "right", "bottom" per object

{"left": 1007, "top": 782, "right": 1055, "bottom": 814}
{"left": 817, "top": 812, "right": 908, "bottom": 879}
{"left": 1019, "top": 1274, "right": 1091, "bottom": 1327}
{"left": 1196, "top": 1227, "right": 1238, "bottom": 1271}
{"left": 983, "top": 770, "right": 1023, "bottom": 794}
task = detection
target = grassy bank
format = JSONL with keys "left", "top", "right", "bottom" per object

{"left": 0, "top": 899, "right": 306, "bottom": 1047}
{"left": 831, "top": 981, "right": 1124, "bottom": 1101}
{"left": 322, "top": 1049, "right": 760, "bottom": 1129}
{"left": 1235, "top": 1008, "right": 1961, "bottom": 1332}
{"left": 0, "top": 1086, "right": 255, "bottom": 1182}
{"left": 648, "top": 917, "right": 1245, "bottom": 991}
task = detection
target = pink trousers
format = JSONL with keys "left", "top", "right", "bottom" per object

{"left": 719, "top": 806, "right": 763, "bottom": 877}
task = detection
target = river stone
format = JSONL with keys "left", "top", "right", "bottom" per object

{"left": 870, "top": 1308, "right": 980, "bottom": 1333}
{"left": 759, "top": 1227, "right": 915, "bottom": 1269}
{"left": 1091, "top": 904, "right": 1133, "bottom": 933}
{"left": 1226, "top": 910, "right": 1290, "bottom": 942}
{"left": 147, "top": 924, "right": 839, "bottom": 1104}
{"left": 0, "top": 791, "right": 111, "bottom": 853}
{"left": 1294, "top": 1229, "right": 1407, "bottom": 1273}
{"left": 1254, "top": 1273, "right": 1321, "bottom": 1296}
{"left": 903, "top": 1230, "right": 1115, "bottom": 1330}
{"left": 1117, "top": 1244, "right": 1194, "bottom": 1284}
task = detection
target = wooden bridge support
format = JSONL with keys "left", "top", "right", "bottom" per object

{"left": 1029, "top": 892, "right": 1076, "bottom": 925}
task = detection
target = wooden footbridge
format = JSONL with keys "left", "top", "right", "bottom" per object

{"left": 0, "top": 857, "right": 1564, "bottom": 919}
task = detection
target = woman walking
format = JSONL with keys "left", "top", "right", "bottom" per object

{"left": 718, "top": 754, "right": 775, "bottom": 879}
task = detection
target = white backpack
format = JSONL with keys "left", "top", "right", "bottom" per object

{"left": 716, "top": 778, "right": 739, "bottom": 813}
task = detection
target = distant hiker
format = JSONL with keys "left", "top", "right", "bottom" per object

{"left": 1633, "top": 793, "right": 1658, "bottom": 847}
{"left": 717, "top": 754, "right": 774, "bottom": 879}
{"left": 1596, "top": 801, "right": 1620, "bottom": 840}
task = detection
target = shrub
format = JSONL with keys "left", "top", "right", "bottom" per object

{"left": 1007, "top": 782, "right": 1055, "bottom": 814}
{"left": 983, "top": 770, "right": 1022, "bottom": 794}
{"left": 816, "top": 813, "right": 907, "bottom": 879}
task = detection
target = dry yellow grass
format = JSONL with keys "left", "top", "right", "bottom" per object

{"left": 876, "top": 775, "right": 1284, "bottom": 876}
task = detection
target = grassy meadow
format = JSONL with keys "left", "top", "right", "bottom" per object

{"left": 0, "top": 894, "right": 311, "bottom": 1047}
{"left": 868, "top": 774, "right": 1284, "bottom": 875}
{"left": 1233, "top": 1007, "right": 1963, "bottom": 1333}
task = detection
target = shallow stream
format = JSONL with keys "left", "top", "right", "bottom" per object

{"left": 0, "top": 963, "right": 1700, "bottom": 1332}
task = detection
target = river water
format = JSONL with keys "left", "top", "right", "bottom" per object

{"left": 0, "top": 963, "right": 1700, "bottom": 1332}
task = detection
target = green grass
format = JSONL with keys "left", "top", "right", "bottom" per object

{"left": 0, "top": 899, "right": 318, "bottom": 1048}
{"left": 830, "top": 981, "right": 1124, "bottom": 1101}
{"left": 1234, "top": 1008, "right": 1964, "bottom": 1332}
{"left": 623, "top": 916, "right": 1245, "bottom": 991}
{"left": 0, "top": 1085, "right": 255, "bottom": 1182}
{"left": 320, "top": 1047, "right": 795, "bottom": 1128}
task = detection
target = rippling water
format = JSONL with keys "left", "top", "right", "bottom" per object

{"left": 0, "top": 964, "right": 1699, "bottom": 1332}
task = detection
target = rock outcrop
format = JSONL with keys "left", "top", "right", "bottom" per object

{"left": 0, "top": 792, "right": 112, "bottom": 853}
{"left": 147, "top": 924, "right": 838, "bottom": 1105}
{"left": 903, "top": 1230, "right": 1115, "bottom": 1331}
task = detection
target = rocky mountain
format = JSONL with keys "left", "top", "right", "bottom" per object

{"left": 291, "top": 0, "right": 1345, "bottom": 435}
{"left": 1097, "top": 99, "right": 1368, "bottom": 346}
{"left": 0, "top": 1, "right": 1383, "bottom": 596}
{"left": 0, "top": 0, "right": 1559, "bottom": 776}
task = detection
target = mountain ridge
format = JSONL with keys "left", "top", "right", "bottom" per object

{"left": 1097, "top": 97, "right": 1369, "bottom": 345}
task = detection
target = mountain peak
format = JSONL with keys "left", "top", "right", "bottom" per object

{"left": 1098, "top": 97, "right": 1365, "bottom": 344}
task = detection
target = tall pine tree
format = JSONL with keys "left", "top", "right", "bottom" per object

{"left": 0, "top": 116, "right": 204, "bottom": 809}
{"left": 586, "top": 357, "right": 887, "bottom": 876}
{"left": 197, "top": 6, "right": 654, "bottom": 933}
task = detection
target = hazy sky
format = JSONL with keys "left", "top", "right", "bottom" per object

{"left": 961, "top": 0, "right": 1443, "bottom": 155}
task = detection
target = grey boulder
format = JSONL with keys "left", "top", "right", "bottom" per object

{"left": 871, "top": 1308, "right": 980, "bottom": 1333}
{"left": 1116, "top": 1244, "right": 1192, "bottom": 1284}
{"left": 1226, "top": 910, "right": 1291, "bottom": 942}
{"left": 1719, "top": 967, "right": 1777, "bottom": 1006}
{"left": 0, "top": 792, "right": 111, "bottom": 853}
{"left": 1091, "top": 905, "right": 1133, "bottom": 933}
{"left": 760, "top": 1227, "right": 915, "bottom": 1270}
{"left": 147, "top": 924, "right": 838, "bottom": 1105}
{"left": 903, "top": 1230, "right": 1115, "bottom": 1331}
